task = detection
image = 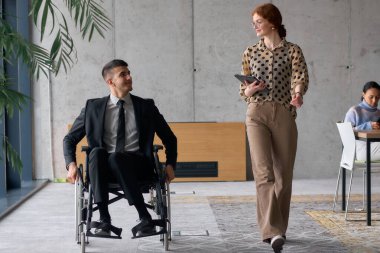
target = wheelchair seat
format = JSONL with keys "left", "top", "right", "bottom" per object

{"left": 107, "top": 183, "right": 121, "bottom": 189}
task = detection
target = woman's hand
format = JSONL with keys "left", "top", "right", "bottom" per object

{"left": 290, "top": 93, "right": 303, "bottom": 108}
{"left": 371, "top": 122, "right": 380, "bottom": 130}
{"left": 243, "top": 80, "right": 267, "bottom": 97}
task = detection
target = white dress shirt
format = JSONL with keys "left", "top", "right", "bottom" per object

{"left": 103, "top": 93, "right": 139, "bottom": 153}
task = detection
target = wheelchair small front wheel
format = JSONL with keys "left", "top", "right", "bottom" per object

{"left": 164, "top": 232, "right": 169, "bottom": 251}
{"left": 80, "top": 232, "right": 86, "bottom": 253}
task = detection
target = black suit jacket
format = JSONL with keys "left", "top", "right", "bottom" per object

{"left": 63, "top": 94, "right": 177, "bottom": 171}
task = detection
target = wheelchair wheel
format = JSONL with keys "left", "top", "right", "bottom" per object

{"left": 155, "top": 180, "right": 171, "bottom": 251}
{"left": 75, "top": 178, "right": 84, "bottom": 243}
{"left": 165, "top": 182, "right": 171, "bottom": 241}
{"left": 163, "top": 182, "right": 171, "bottom": 251}
{"left": 80, "top": 232, "right": 86, "bottom": 253}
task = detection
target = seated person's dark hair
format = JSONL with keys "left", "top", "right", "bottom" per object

{"left": 362, "top": 81, "right": 380, "bottom": 100}
{"left": 102, "top": 59, "right": 129, "bottom": 79}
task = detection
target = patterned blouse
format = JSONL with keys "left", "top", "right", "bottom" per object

{"left": 239, "top": 38, "right": 309, "bottom": 118}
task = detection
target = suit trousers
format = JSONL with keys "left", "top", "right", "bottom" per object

{"left": 88, "top": 147, "right": 153, "bottom": 207}
{"left": 245, "top": 102, "right": 297, "bottom": 241}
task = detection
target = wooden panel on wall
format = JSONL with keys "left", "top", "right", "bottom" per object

{"left": 69, "top": 122, "right": 247, "bottom": 182}
{"left": 155, "top": 122, "right": 246, "bottom": 182}
{"left": 67, "top": 125, "right": 88, "bottom": 172}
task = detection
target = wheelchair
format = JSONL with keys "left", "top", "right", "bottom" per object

{"left": 74, "top": 145, "right": 171, "bottom": 252}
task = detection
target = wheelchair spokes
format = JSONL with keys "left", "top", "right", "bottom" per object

{"left": 75, "top": 168, "right": 89, "bottom": 253}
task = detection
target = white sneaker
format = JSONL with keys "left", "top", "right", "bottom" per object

{"left": 271, "top": 235, "right": 285, "bottom": 252}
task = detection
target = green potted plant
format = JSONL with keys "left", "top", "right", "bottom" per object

{"left": 0, "top": 0, "right": 112, "bottom": 174}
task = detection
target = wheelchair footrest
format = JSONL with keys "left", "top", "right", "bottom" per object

{"left": 131, "top": 219, "right": 167, "bottom": 239}
{"left": 131, "top": 228, "right": 166, "bottom": 239}
{"left": 86, "top": 230, "right": 122, "bottom": 239}
{"left": 87, "top": 221, "right": 123, "bottom": 239}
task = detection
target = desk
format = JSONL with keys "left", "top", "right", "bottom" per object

{"left": 351, "top": 130, "right": 380, "bottom": 226}
{"left": 154, "top": 122, "right": 246, "bottom": 182}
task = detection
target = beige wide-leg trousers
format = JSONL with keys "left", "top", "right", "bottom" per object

{"left": 245, "top": 102, "right": 297, "bottom": 241}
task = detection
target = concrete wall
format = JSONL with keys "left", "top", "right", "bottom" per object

{"left": 32, "top": 0, "right": 380, "bottom": 180}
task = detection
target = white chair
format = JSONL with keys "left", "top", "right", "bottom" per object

{"left": 333, "top": 122, "right": 380, "bottom": 220}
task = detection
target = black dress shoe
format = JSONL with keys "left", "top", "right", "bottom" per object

{"left": 132, "top": 218, "right": 156, "bottom": 237}
{"left": 94, "top": 220, "right": 111, "bottom": 236}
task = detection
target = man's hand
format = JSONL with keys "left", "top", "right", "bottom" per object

{"left": 165, "top": 164, "right": 175, "bottom": 183}
{"left": 66, "top": 162, "right": 78, "bottom": 184}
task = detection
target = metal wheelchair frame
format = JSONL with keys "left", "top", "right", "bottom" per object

{"left": 74, "top": 145, "right": 171, "bottom": 252}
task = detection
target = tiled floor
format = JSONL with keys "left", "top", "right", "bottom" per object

{"left": 0, "top": 176, "right": 380, "bottom": 253}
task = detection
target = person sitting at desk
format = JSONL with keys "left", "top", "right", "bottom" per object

{"left": 344, "top": 81, "right": 380, "bottom": 161}
{"left": 63, "top": 59, "right": 177, "bottom": 237}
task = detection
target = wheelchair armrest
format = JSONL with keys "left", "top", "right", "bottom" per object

{"left": 81, "top": 146, "right": 91, "bottom": 154}
{"left": 153, "top": 145, "right": 163, "bottom": 152}
{"left": 76, "top": 164, "right": 85, "bottom": 185}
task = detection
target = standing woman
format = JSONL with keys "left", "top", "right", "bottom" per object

{"left": 239, "top": 3, "right": 309, "bottom": 253}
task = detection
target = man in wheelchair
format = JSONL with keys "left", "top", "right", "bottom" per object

{"left": 63, "top": 59, "right": 177, "bottom": 238}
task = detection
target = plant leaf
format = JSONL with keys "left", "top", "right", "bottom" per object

{"left": 40, "top": 0, "right": 51, "bottom": 41}
{"left": 2, "top": 136, "right": 23, "bottom": 175}
{"left": 31, "top": 0, "right": 43, "bottom": 25}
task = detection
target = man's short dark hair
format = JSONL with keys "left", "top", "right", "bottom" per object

{"left": 102, "top": 59, "right": 129, "bottom": 79}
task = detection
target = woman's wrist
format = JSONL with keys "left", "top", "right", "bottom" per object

{"left": 295, "top": 92, "right": 303, "bottom": 98}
